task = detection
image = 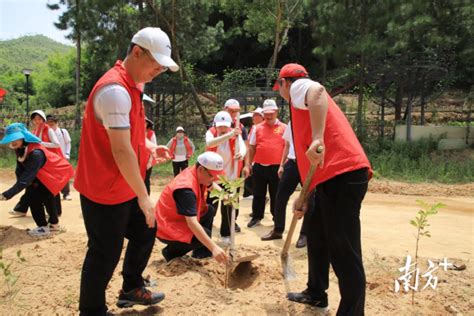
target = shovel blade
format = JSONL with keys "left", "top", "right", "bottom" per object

{"left": 281, "top": 254, "right": 298, "bottom": 280}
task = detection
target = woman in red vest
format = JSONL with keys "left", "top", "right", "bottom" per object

{"left": 156, "top": 151, "right": 228, "bottom": 264}
{"left": 273, "top": 63, "right": 372, "bottom": 315}
{"left": 166, "top": 126, "right": 195, "bottom": 176}
{"left": 0, "top": 123, "right": 73, "bottom": 237}
{"left": 205, "top": 111, "right": 246, "bottom": 244}
{"left": 10, "top": 110, "right": 64, "bottom": 217}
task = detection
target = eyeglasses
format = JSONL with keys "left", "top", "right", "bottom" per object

{"left": 202, "top": 167, "right": 214, "bottom": 179}
{"left": 139, "top": 46, "right": 169, "bottom": 72}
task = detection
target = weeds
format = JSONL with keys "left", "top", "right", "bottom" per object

{"left": 0, "top": 247, "right": 26, "bottom": 303}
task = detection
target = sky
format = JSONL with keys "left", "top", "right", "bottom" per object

{"left": 0, "top": 0, "right": 73, "bottom": 45}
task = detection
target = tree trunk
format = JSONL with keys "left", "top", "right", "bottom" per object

{"left": 74, "top": 0, "right": 81, "bottom": 130}
{"left": 395, "top": 83, "right": 404, "bottom": 122}
{"left": 267, "top": 0, "right": 283, "bottom": 69}
{"left": 138, "top": 0, "right": 144, "bottom": 29}
{"left": 146, "top": 0, "right": 209, "bottom": 127}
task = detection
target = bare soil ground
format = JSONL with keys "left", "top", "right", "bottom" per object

{"left": 0, "top": 171, "right": 472, "bottom": 315}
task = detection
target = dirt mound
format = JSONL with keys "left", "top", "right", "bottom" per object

{"left": 369, "top": 179, "right": 474, "bottom": 197}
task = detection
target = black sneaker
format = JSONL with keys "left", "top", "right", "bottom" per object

{"left": 247, "top": 218, "right": 261, "bottom": 228}
{"left": 116, "top": 286, "right": 165, "bottom": 308}
{"left": 287, "top": 289, "right": 329, "bottom": 313}
{"left": 235, "top": 223, "right": 241, "bottom": 233}
{"left": 296, "top": 234, "right": 307, "bottom": 248}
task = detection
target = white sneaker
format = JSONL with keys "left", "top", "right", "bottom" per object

{"left": 64, "top": 194, "right": 72, "bottom": 201}
{"left": 27, "top": 226, "right": 50, "bottom": 237}
{"left": 48, "top": 223, "right": 64, "bottom": 232}
{"left": 9, "top": 210, "right": 26, "bottom": 217}
{"left": 242, "top": 195, "right": 253, "bottom": 200}
{"left": 220, "top": 236, "right": 231, "bottom": 247}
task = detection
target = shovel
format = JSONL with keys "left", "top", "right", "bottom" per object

{"left": 281, "top": 163, "right": 317, "bottom": 280}
{"left": 225, "top": 113, "right": 259, "bottom": 286}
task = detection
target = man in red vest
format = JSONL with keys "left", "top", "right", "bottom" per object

{"left": 246, "top": 99, "right": 287, "bottom": 228}
{"left": 74, "top": 27, "right": 175, "bottom": 315}
{"left": 273, "top": 63, "right": 372, "bottom": 315}
{"left": 156, "top": 151, "right": 228, "bottom": 264}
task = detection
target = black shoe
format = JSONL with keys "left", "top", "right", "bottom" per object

{"left": 247, "top": 218, "right": 261, "bottom": 228}
{"left": 287, "top": 289, "right": 329, "bottom": 312}
{"left": 116, "top": 286, "right": 165, "bottom": 308}
{"left": 235, "top": 223, "right": 241, "bottom": 233}
{"left": 296, "top": 234, "right": 307, "bottom": 248}
{"left": 261, "top": 230, "right": 283, "bottom": 241}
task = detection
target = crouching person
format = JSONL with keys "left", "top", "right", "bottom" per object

{"left": 0, "top": 123, "right": 74, "bottom": 236}
{"left": 156, "top": 152, "right": 228, "bottom": 265}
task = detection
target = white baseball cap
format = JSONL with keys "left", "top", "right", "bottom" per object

{"left": 30, "top": 110, "right": 46, "bottom": 121}
{"left": 214, "top": 111, "right": 232, "bottom": 127}
{"left": 252, "top": 107, "right": 264, "bottom": 117}
{"left": 176, "top": 126, "right": 185, "bottom": 132}
{"left": 262, "top": 99, "right": 278, "bottom": 113}
{"left": 131, "top": 27, "right": 179, "bottom": 72}
{"left": 224, "top": 98, "right": 240, "bottom": 110}
{"left": 197, "top": 151, "right": 225, "bottom": 180}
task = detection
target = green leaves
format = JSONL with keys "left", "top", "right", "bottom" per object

{"left": 209, "top": 175, "right": 244, "bottom": 209}
{"left": 410, "top": 200, "right": 445, "bottom": 239}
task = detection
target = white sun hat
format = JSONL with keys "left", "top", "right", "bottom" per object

{"left": 224, "top": 98, "right": 240, "bottom": 110}
{"left": 197, "top": 151, "right": 225, "bottom": 180}
{"left": 214, "top": 111, "right": 232, "bottom": 127}
{"left": 262, "top": 99, "right": 278, "bottom": 113}
{"left": 131, "top": 27, "right": 179, "bottom": 72}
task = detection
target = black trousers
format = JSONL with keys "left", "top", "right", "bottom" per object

{"left": 14, "top": 190, "right": 61, "bottom": 216}
{"left": 159, "top": 204, "right": 215, "bottom": 261}
{"left": 144, "top": 167, "right": 153, "bottom": 195}
{"left": 172, "top": 160, "right": 188, "bottom": 177}
{"left": 243, "top": 174, "right": 253, "bottom": 197}
{"left": 274, "top": 159, "right": 300, "bottom": 233}
{"left": 61, "top": 181, "right": 70, "bottom": 197}
{"left": 306, "top": 168, "right": 368, "bottom": 316}
{"left": 79, "top": 195, "right": 157, "bottom": 315}
{"left": 209, "top": 189, "right": 239, "bottom": 237}
{"left": 28, "top": 180, "right": 58, "bottom": 227}
{"left": 251, "top": 163, "right": 280, "bottom": 220}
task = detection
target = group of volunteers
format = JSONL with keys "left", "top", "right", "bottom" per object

{"left": 1, "top": 110, "right": 73, "bottom": 237}
{"left": 1, "top": 27, "right": 372, "bottom": 316}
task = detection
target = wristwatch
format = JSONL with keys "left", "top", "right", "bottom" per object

{"left": 316, "top": 145, "right": 324, "bottom": 153}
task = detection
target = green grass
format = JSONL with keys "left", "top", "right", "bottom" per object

{"left": 365, "top": 138, "right": 474, "bottom": 184}
{"left": 1, "top": 136, "right": 472, "bottom": 184}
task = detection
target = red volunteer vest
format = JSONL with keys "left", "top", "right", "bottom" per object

{"left": 156, "top": 166, "right": 207, "bottom": 243}
{"left": 290, "top": 92, "right": 372, "bottom": 192}
{"left": 33, "top": 123, "right": 64, "bottom": 158}
{"left": 26, "top": 143, "right": 74, "bottom": 196}
{"left": 206, "top": 127, "right": 243, "bottom": 175}
{"left": 253, "top": 121, "right": 286, "bottom": 165}
{"left": 169, "top": 136, "right": 193, "bottom": 159}
{"left": 74, "top": 60, "right": 147, "bottom": 205}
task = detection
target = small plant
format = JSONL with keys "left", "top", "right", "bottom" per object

{"left": 0, "top": 247, "right": 26, "bottom": 303}
{"left": 209, "top": 175, "right": 244, "bottom": 209}
{"left": 409, "top": 200, "right": 445, "bottom": 305}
